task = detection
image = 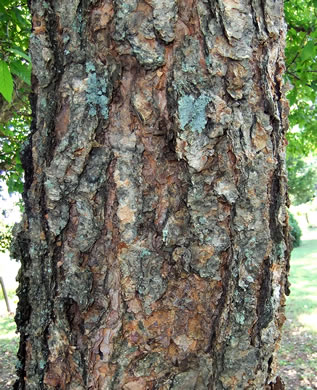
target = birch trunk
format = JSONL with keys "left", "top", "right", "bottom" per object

{"left": 13, "top": 0, "right": 290, "bottom": 389}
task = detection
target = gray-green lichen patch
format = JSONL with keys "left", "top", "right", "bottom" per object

{"left": 140, "top": 249, "right": 151, "bottom": 257}
{"left": 85, "top": 62, "right": 109, "bottom": 119}
{"left": 178, "top": 94, "right": 211, "bottom": 133}
{"left": 235, "top": 312, "right": 245, "bottom": 325}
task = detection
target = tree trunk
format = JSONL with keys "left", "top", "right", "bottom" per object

{"left": 13, "top": 0, "right": 290, "bottom": 388}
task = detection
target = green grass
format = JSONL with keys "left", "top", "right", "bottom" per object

{"left": 278, "top": 228, "right": 317, "bottom": 389}
{"left": 286, "top": 232, "right": 317, "bottom": 332}
{"left": 0, "top": 314, "right": 18, "bottom": 354}
{"left": 0, "top": 313, "right": 19, "bottom": 389}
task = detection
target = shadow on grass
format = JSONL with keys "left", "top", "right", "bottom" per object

{"left": 0, "top": 337, "right": 18, "bottom": 354}
{"left": 279, "top": 315, "right": 317, "bottom": 390}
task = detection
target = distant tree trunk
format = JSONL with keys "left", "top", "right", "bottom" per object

{"left": 13, "top": 0, "right": 290, "bottom": 389}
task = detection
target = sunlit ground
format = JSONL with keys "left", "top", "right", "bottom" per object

{"left": 0, "top": 315, "right": 17, "bottom": 341}
{"left": 278, "top": 223, "right": 317, "bottom": 390}
{"left": 287, "top": 228, "right": 317, "bottom": 333}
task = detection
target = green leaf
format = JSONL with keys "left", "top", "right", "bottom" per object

{"left": 7, "top": 173, "right": 24, "bottom": 194}
{"left": 0, "top": 60, "right": 14, "bottom": 103}
{"left": 0, "top": 126, "right": 15, "bottom": 137}
{"left": 7, "top": 48, "right": 31, "bottom": 62}
{"left": 0, "top": 0, "right": 10, "bottom": 10}
{"left": 301, "top": 40, "right": 315, "bottom": 62}
{"left": 10, "top": 61, "right": 31, "bottom": 85}
{"left": 0, "top": 0, "right": 11, "bottom": 6}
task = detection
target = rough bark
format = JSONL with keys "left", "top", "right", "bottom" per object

{"left": 13, "top": 0, "right": 290, "bottom": 389}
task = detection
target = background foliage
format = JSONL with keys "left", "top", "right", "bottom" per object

{"left": 0, "top": 0, "right": 31, "bottom": 194}
{"left": 288, "top": 211, "right": 302, "bottom": 247}
{"left": 0, "top": 219, "right": 12, "bottom": 253}
{"left": 285, "top": 0, "right": 317, "bottom": 156}
{"left": 287, "top": 156, "right": 317, "bottom": 205}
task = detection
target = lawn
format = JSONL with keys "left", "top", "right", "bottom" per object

{"left": 0, "top": 313, "right": 18, "bottom": 389}
{"left": 0, "top": 253, "right": 19, "bottom": 389}
{"left": 278, "top": 228, "right": 317, "bottom": 389}
{"left": 288, "top": 234, "right": 317, "bottom": 332}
